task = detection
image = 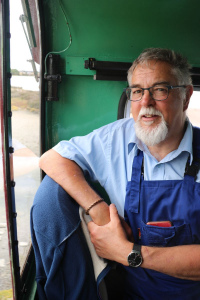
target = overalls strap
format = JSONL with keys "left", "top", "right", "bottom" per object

{"left": 184, "top": 127, "right": 200, "bottom": 180}
{"left": 129, "top": 150, "right": 143, "bottom": 213}
{"left": 193, "top": 126, "right": 200, "bottom": 158}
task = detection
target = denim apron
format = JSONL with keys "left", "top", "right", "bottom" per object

{"left": 123, "top": 127, "right": 200, "bottom": 300}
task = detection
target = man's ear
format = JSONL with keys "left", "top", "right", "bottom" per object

{"left": 183, "top": 85, "right": 193, "bottom": 111}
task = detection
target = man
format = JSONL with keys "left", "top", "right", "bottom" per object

{"left": 32, "top": 48, "right": 200, "bottom": 299}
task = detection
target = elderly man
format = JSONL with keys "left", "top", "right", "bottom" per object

{"left": 32, "top": 48, "right": 200, "bottom": 299}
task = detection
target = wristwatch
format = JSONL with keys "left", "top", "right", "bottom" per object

{"left": 127, "top": 244, "right": 143, "bottom": 267}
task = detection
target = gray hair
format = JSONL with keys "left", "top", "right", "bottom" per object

{"left": 127, "top": 48, "right": 192, "bottom": 86}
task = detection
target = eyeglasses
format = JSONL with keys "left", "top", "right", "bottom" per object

{"left": 125, "top": 85, "right": 187, "bottom": 102}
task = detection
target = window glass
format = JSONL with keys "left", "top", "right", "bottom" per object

{"left": 10, "top": 0, "right": 40, "bottom": 274}
{"left": 187, "top": 91, "right": 200, "bottom": 127}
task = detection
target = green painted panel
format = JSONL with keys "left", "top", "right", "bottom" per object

{"left": 45, "top": 75, "right": 125, "bottom": 148}
{"left": 64, "top": 56, "right": 95, "bottom": 76}
{"left": 41, "top": 0, "right": 200, "bottom": 149}
{"left": 42, "top": 0, "right": 200, "bottom": 66}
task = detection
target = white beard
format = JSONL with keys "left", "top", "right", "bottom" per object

{"left": 134, "top": 107, "right": 168, "bottom": 146}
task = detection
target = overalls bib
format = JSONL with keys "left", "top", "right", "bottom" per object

{"left": 123, "top": 127, "right": 200, "bottom": 300}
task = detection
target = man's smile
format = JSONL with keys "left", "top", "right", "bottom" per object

{"left": 138, "top": 107, "right": 163, "bottom": 126}
{"left": 141, "top": 114, "right": 160, "bottom": 123}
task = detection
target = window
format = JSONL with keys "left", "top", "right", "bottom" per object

{"left": 0, "top": 0, "right": 41, "bottom": 296}
{"left": 10, "top": 0, "right": 41, "bottom": 274}
{"left": 187, "top": 91, "right": 200, "bottom": 127}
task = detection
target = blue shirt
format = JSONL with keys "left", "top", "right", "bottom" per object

{"left": 53, "top": 118, "right": 200, "bottom": 217}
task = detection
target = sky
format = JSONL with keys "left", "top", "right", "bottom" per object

{"left": 10, "top": 0, "right": 39, "bottom": 72}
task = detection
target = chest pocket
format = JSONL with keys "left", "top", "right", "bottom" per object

{"left": 140, "top": 221, "right": 193, "bottom": 246}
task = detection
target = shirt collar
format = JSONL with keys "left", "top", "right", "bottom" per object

{"left": 128, "top": 133, "right": 148, "bottom": 156}
{"left": 172, "top": 119, "right": 193, "bottom": 164}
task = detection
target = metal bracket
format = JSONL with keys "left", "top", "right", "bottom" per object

{"left": 19, "top": 14, "right": 39, "bottom": 82}
{"left": 84, "top": 58, "right": 131, "bottom": 81}
{"left": 44, "top": 74, "right": 61, "bottom": 82}
{"left": 45, "top": 54, "right": 61, "bottom": 101}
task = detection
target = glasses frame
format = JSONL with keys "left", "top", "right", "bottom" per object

{"left": 125, "top": 85, "right": 187, "bottom": 102}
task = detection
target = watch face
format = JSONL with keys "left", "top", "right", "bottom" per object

{"left": 128, "top": 251, "right": 142, "bottom": 267}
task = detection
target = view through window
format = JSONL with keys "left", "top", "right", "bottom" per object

{"left": 10, "top": 0, "right": 40, "bottom": 273}
{"left": 187, "top": 91, "right": 200, "bottom": 127}
{"left": 0, "top": 1, "right": 40, "bottom": 297}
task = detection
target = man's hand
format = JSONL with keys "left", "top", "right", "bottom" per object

{"left": 88, "top": 204, "right": 133, "bottom": 265}
{"left": 120, "top": 216, "right": 134, "bottom": 242}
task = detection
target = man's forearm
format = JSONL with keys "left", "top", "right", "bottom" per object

{"left": 39, "top": 149, "right": 110, "bottom": 225}
{"left": 141, "top": 244, "right": 200, "bottom": 281}
{"left": 108, "top": 242, "right": 200, "bottom": 281}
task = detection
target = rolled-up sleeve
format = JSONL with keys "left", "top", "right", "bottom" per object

{"left": 53, "top": 126, "right": 110, "bottom": 187}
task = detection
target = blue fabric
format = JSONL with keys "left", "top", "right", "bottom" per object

{"left": 123, "top": 127, "right": 200, "bottom": 300}
{"left": 30, "top": 176, "right": 103, "bottom": 300}
{"left": 54, "top": 118, "right": 200, "bottom": 217}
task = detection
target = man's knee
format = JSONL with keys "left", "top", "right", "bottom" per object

{"left": 31, "top": 175, "right": 80, "bottom": 243}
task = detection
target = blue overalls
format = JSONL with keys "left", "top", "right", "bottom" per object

{"left": 123, "top": 127, "right": 200, "bottom": 300}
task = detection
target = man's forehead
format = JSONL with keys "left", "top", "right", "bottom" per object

{"left": 134, "top": 60, "right": 172, "bottom": 72}
{"left": 131, "top": 60, "right": 175, "bottom": 84}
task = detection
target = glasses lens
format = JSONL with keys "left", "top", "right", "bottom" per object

{"left": 151, "top": 86, "right": 168, "bottom": 100}
{"left": 126, "top": 88, "right": 131, "bottom": 99}
{"left": 126, "top": 88, "right": 143, "bottom": 101}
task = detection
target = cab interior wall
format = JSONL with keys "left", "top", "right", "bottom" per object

{"left": 40, "top": 0, "right": 200, "bottom": 148}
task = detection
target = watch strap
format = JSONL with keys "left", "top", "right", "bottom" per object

{"left": 133, "top": 243, "right": 141, "bottom": 252}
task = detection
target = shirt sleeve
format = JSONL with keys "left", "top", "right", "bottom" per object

{"left": 53, "top": 126, "right": 110, "bottom": 186}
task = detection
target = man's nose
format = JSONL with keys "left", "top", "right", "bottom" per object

{"left": 140, "top": 90, "right": 155, "bottom": 106}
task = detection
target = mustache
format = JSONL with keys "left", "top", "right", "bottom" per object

{"left": 137, "top": 107, "right": 163, "bottom": 120}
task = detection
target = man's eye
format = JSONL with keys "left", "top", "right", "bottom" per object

{"left": 154, "top": 87, "right": 167, "bottom": 92}
{"left": 132, "top": 89, "right": 142, "bottom": 94}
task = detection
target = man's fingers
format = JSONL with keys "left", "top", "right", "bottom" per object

{"left": 109, "top": 203, "right": 120, "bottom": 222}
{"left": 87, "top": 220, "right": 97, "bottom": 233}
